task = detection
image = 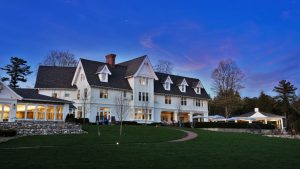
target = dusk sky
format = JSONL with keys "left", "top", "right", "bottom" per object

{"left": 0, "top": 0, "right": 300, "bottom": 97}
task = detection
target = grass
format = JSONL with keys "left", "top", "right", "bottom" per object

{"left": 0, "top": 125, "right": 300, "bottom": 169}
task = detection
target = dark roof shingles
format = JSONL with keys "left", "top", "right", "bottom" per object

{"left": 13, "top": 88, "right": 72, "bottom": 103}
{"left": 35, "top": 66, "right": 77, "bottom": 89}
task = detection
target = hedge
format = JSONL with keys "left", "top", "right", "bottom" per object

{"left": 0, "top": 129, "right": 17, "bottom": 137}
{"left": 193, "top": 122, "right": 275, "bottom": 129}
{"left": 75, "top": 118, "right": 90, "bottom": 124}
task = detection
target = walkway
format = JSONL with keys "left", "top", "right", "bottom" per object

{"left": 168, "top": 129, "right": 198, "bottom": 142}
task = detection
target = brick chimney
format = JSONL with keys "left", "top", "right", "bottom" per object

{"left": 105, "top": 54, "right": 116, "bottom": 68}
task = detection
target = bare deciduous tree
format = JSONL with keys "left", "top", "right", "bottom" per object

{"left": 41, "top": 50, "right": 78, "bottom": 67}
{"left": 115, "top": 95, "right": 130, "bottom": 136}
{"left": 154, "top": 60, "right": 173, "bottom": 74}
{"left": 211, "top": 59, "right": 245, "bottom": 118}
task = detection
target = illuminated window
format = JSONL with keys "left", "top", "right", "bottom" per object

{"left": 100, "top": 108, "right": 110, "bottom": 121}
{"left": 16, "top": 104, "right": 26, "bottom": 119}
{"left": 46, "top": 106, "right": 54, "bottom": 120}
{"left": 195, "top": 99, "right": 201, "bottom": 107}
{"left": 139, "top": 77, "right": 148, "bottom": 85}
{"left": 37, "top": 105, "right": 46, "bottom": 120}
{"left": 65, "top": 93, "right": 70, "bottom": 97}
{"left": 134, "top": 109, "right": 152, "bottom": 120}
{"left": 56, "top": 106, "right": 63, "bottom": 120}
{"left": 27, "top": 105, "right": 36, "bottom": 119}
{"left": 0, "top": 104, "right": 10, "bottom": 121}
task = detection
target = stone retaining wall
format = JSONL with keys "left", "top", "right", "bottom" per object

{"left": 0, "top": 121, "right": 87, "bottom": 136}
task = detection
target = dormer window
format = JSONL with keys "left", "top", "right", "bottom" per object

{"left": 100, "top": 73, "right": 108, "bottom": 82}
{"left": 178, "top": 78, "right": 188, "bottom": 93}
{"left": 139, "top": 77, "right": 148, "bottom": 85}
{"left": 195, "top": 87, "right": 201, "bottom": 94}
{"left": 193, "top": 80, "right": 203, "bottom": 94}
{"left": 96, "top": 65, "right": 112, "bottom": 83}
{"left": 163, "top": 76, "right": 173, "bottom": 91}
{"left": 180, "top": 85, "right": 186, "bottom": 92}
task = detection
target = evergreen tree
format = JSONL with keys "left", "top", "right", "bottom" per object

{"left": 1, "top": 57, "right": 32, "bottom": 88}
{"left": 273, "top": 80, "right": 297, "bottom": 130}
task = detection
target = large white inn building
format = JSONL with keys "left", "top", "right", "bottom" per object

{"left": 33, "top": 54, "right": 210, "bottom": 123}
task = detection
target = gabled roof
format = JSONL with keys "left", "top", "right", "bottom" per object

{"left": 154, "top": 72, "right": 210, "bottom": 99}
{"left": 118, "top": 55, "right": 147, "bottom": 77}
{"left": 80, "top": 59, "right": 132, "bottom": 90}
{"left": 239, "top": 111, "right": 284, "bottom": 118}
{"left": 35, "top": 66, "right": 77, "bottom": 89}
{"left": 96, "top": 64, "right": 112, "bottom": 75}
{"left": 12, "top": 88, "right": 72, "bottom": 104}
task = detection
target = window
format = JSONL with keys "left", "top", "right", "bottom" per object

{"left": 131, "top": 94, "right": 134, "bottom": 100}
{"left": 123, "top": 91, "right": 127, "bottom": 98}
{"left": 80, "top": 74, "right": 85, "bottom": 81}
{"left": 65, "top": 93, "right": 70, "bottom": 97}
{"left": 52, "top": 93, "right": 58, "bottom": 98}
{"left": 139, "top": 92, "right": 149, "bottom": 101}
{"left": 100, "top": 89, "right": 108, "bottom": 99}
{"left": 165, "top": 82, "right": 171, "bottom": 90}
{"left": 56, "top": 106, "right": 63, "bottom": 120}
{"left": 99, "top": 73, "right": 108, "bottom": 82}
{"left": 195, "top": 87, "right": 201, "bottom": 94}
{"left": 195, "top": 99, "right": 201, "bottom": 107}
{"left": 139, "top": 77, "right": 148, "bottom": 85}
{"left": 134, "top": 109, "right": 152, "bottom": 120}
{"left": 16, "top": 104, "right": 26, "bottom": 119}
{"left": 77, "top": 90, "right": 80, "bottom": 99}
{"left": 77, "top": 106, "right": 82, "bottom": 118}
{"left": 0, "top": 104, "right": 10, "bottom": 121}
{"left": 179, "top": 85, "right": 186, "bottom": 92}
{"left": 99, "top": 108, "right": 110, "bottom": 122}
{"left": 26, "top": 105, "right": 36, "bottom": 119}
{"left": 165, "top": 95, "right": 171, "bottom": 104}
{"left": 84, "top": 88, "right": 88, "bottom": 99}
{"left": 181, "top": 97, "right": 187, "bottom": 106}
{"left": 46, "top": 106, "right": 55, "bottom": 120}
{"left": 37, "top": 105, "right": 46, "bottom": 120}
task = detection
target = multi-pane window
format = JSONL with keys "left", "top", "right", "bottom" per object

{"left": 165, "top": 82, "right": 170, "bottom": 90}
{"left": 165, "top": 95, "right": 171, "bottom": 104}
{"left": 65, "top": 93, "right": 70, "bottom": 97}
{"left": 196, "top": 87, "right": 201, "bottom": 94}
{"left": 77, "top": 90, "right": 80, "bottom": 99}
{"left": 139, "top": 77, "right": 148, "bottom": 85}
{"left": 195, "top": 99, "right": 204, "bottom": 107}
{"left": 100, "top": 89, "right": 108, "bottom": 99}
{"left": 134, "top": 109, "right": 152, "bottom": 120}
{"left": 84, "top": 88, "right": 88, "bottom": 99}
{"left": 181, "top": 97, "right": 187, "bottom": 106}
{"left": 180, "top": 85, "right": 186, "bottom": 92}
{"left": 139, "top": 92, "right": 149, "bottom": 101}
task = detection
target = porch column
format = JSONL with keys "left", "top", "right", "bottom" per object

{"left": 264, "top": 119, "right": 268, "bottom": 124}
{"left": 280, "top": 119, "right": 284, "bottom": 130}
{"left": 44, "top": 105, "right": 47, "bottom": 121}
{"left": 34, "top": 104, "right": 37, "bottom": 121}
{"left": 54, "top": 105, "right": 56, "bottom": 121}
{"left": 173, "top": 111, "right": 178, "bottom": 122}
{"left": 249, "top": 120, "right": 252, "bottom": 123}
{"left": 189, "top": 112, "right": 193, "bottom": 122}
{"left": 24, "top": 104, "right": 28, "bottom": 120}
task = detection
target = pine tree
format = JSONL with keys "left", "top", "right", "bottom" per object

{"left": 1, "top": 57, "right": 32, "bottom": 88}
{"left": 273, "top": 80, "right": 297, "bottom": 130}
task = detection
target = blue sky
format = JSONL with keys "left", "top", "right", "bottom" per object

{"left": 0, "top": 0, "right": 300, "bottom": 97}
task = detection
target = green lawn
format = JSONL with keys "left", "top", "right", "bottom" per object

{"left": 0, "top": 125, "right": 300, "bottom": 169}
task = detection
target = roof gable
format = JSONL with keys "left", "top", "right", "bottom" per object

{"left": 96, "top": 64, "right": 112, "bottom": 75}
{"left": 118, "top": 55, "right": 147, "bottom": 77}
{"left": 0, "top": 81, "right": 22, "bottom": 100}
{"left": 134, "top": 57, "right": 158, "bottom": 80}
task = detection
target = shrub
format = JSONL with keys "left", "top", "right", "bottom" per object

{"left": 194, "top": 122, "right": 275, "bottom": 129}
{"left": 65, "top": 113, "right": 76, "bottom": 123}
{"left": 120, "top": 121, "right": 139, "bottom": 125}
{"left": 148, "top": 122, "right": 163, "bottom": 126}
{"left": 75, "top": 118, "right": 90, "bottom": 124}
{"left": 0, "top": 129, "right": 17, "bottom": 137}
